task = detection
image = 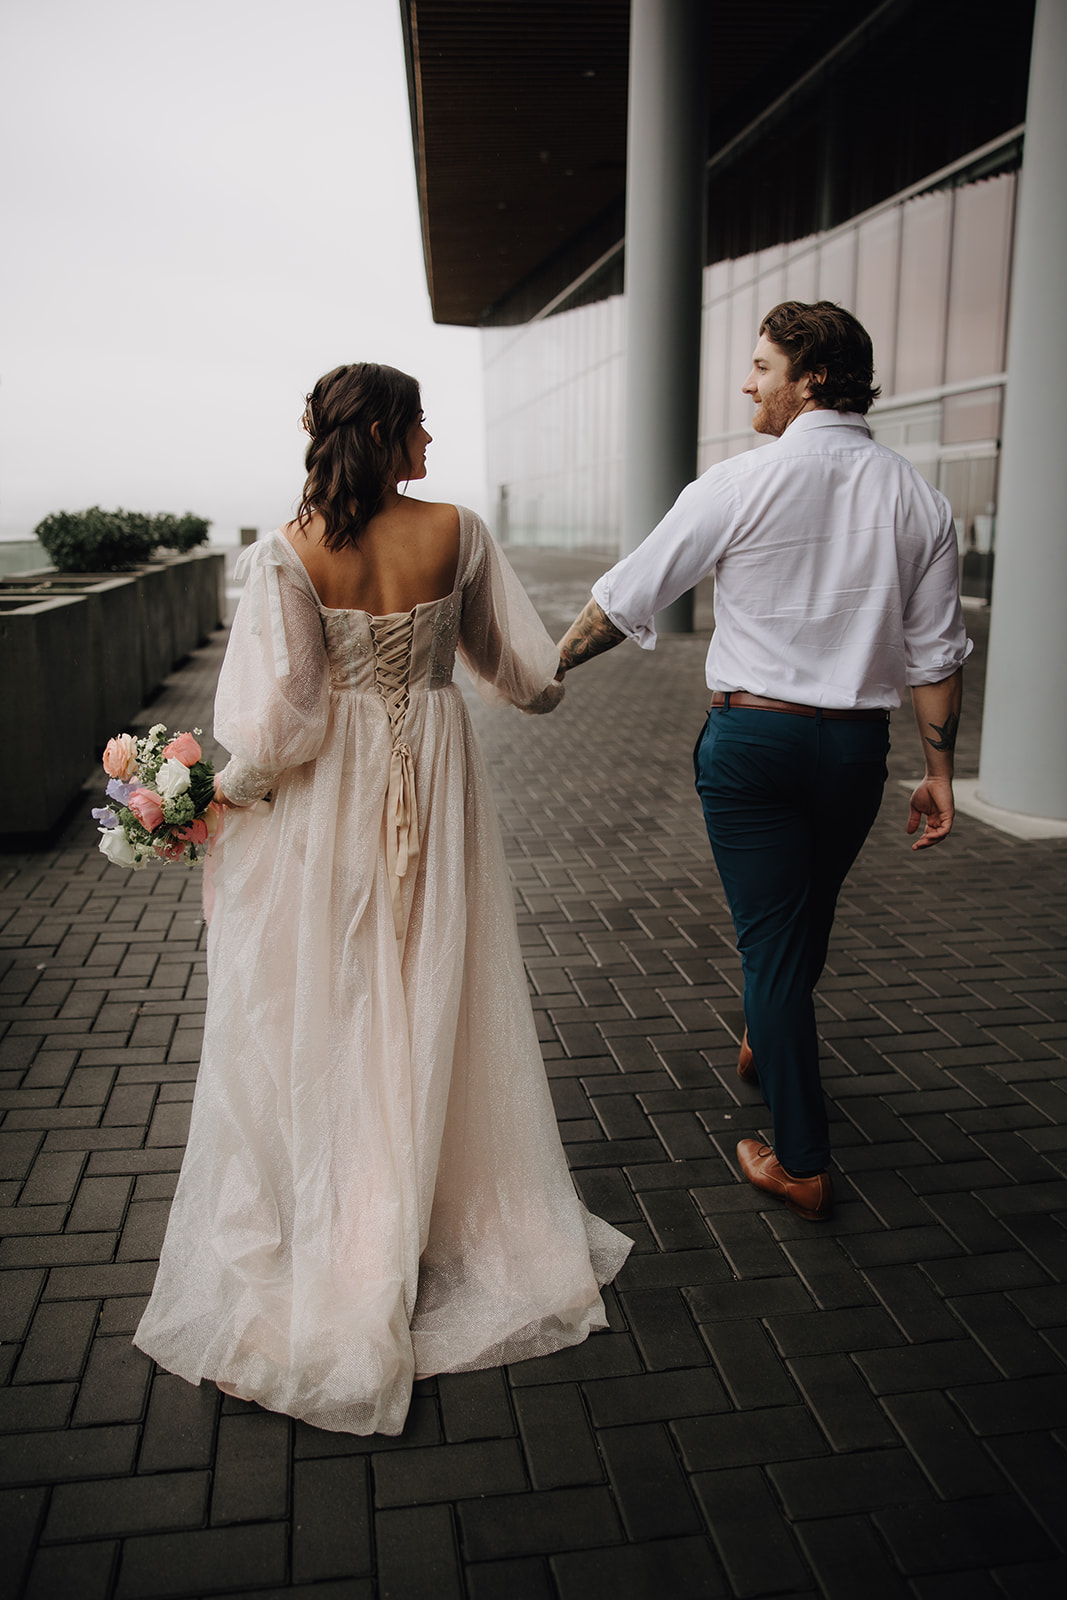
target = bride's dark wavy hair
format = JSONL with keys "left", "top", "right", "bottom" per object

{"left": 296, "top": 363, "right": 422, "bottom": 551}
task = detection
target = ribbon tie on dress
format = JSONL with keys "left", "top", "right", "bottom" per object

{"left": 386, "top": 740, "right": 420, "bottom": 940}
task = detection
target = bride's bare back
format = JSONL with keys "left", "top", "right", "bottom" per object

{"left": 284, "top": 498, "right": 461, "bottom": 616}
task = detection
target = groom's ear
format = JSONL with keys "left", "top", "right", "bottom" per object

{"left": 803, "top": 368, "right": 826, "bottom": 398}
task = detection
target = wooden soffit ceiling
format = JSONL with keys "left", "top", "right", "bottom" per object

{"left": 400, "top": 0, "right": 890, "bottom": 326}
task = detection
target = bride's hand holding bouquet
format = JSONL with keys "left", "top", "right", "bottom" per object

{"left": 94, "top": 724, "right": 222, "bottom": 870}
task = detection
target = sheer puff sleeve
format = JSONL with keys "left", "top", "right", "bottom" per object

{"left": 213, "top": 536, "right": 331, "bottom": 805}
{"left": 456, "top": 512, "right": 564, "bottom": 714}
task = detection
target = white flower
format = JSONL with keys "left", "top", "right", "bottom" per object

{"left": 99, "top": 828, "right": 147, "bottom": 870}
{"left": 156, "top": 757, "right": 192, "bottom": 800}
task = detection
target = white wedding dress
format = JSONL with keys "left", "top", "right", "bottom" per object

{"left": 134, "top": 509, "right": 631, "bottom": 1435}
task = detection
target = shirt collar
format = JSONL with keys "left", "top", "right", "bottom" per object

{"left": 780, "top": 409, "right": 871, "bottom": 439}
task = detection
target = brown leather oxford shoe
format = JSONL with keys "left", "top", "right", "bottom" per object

{"left": 737, "top": 1027, "right": 758, "bottom": 1085}
{"left": 737, "top": 1138, "right": 833, "bottom": 1220}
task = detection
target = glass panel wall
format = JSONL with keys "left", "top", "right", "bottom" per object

{"left": 856, "top": 209, "right": 900, "bottom": 394}
{"left": 725, "top": 282, "right": 758, "bottom": 436}
{"left": 817, "top": 231, "right": 856, "bottom": 305}
{"left": 895, "top": 189, "right": 951, "bottom": 395}
{"left": 483, "top": 295, "right": 624, "bottom": 551}
{"left": 944, "top": 177, "right": 1015, "bottom": 382}
{"left": 784, "top": 247, "right": 818, "bottom": 304}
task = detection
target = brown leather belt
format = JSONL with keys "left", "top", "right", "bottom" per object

{"left": 710, "top": 691, "right": 889, "bottom": 722}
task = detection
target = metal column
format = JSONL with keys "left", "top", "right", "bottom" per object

{"left": 978, "top": 0, "right": 1067, "bottom": 820}
{"left": 621, "top": 0, "right": 707, "bottom": 632}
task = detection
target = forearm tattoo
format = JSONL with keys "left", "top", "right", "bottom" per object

{"left": 925, "top": 712, "right": 959, "bottom": 753}
{"left": 558, "top": 600, "right": 627, "bottom": 671}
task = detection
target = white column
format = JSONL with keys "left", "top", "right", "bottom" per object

{"left": 978, "top": 0, "right": 1067, "bottom": 820}
{"left": 621, "top": 0, "right": 707, "bottom": 631}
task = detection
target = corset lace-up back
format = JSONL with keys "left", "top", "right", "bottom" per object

{"left": 369, "top": 610, "right": 415, "bottom": 737}
{"left": 370, "top": 610, "right": 419, "bottom": 938}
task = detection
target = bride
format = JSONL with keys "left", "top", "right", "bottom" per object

{"left": 134, "top": 362, "right": 631, "bottom": 1435}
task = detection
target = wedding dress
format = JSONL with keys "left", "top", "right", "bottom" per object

{"left": 134, "top": 508, "right": 631, "bottom": 1435}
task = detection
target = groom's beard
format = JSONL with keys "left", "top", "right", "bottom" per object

{"left": 751, "top": 387, "right": 806, "bottom": 437}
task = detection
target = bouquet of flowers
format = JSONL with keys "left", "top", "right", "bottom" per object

{"left": 94, "top": 724, "right": 221, "bottom": 870}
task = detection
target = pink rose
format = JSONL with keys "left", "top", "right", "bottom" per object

{"left": 175, "top": 819, "right": 209, "bottom": 846}
{"left": 127, "top": 788, "right": 164, "bottom": 832}
{"left": 162, "top": 731, "right": 202, "bottom": 766}
{"left": 102, "top": 733, "right": 138, "bottom": 781}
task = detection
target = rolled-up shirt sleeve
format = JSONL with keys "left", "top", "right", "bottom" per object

{"left": 591, "top": 471, "right": 739, "bottom": 648}
{"left": 902, "top": 502, "right": 974, "bottom": 685}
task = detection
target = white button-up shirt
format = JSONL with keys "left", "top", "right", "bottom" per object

{"left": 592, "top": 410, "right": 972, "bottom": 709}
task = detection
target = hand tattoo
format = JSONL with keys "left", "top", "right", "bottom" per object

{"left": 557, "top": 600, "right": 626, "bottom": 672}
{"left": 925, "top": 711, "right": 959, "bottom": 753}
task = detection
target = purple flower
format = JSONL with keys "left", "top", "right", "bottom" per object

{"left": 92, "top": 806, "right": 118, "bottom": 830}
{"left": 105, "top": 777, "right": 135, "bottom": 805}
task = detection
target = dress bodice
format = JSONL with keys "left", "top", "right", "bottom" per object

{"left": 319, "top": 596, "right": 462, "bottom": 942}
{"left": 217, "top": 511, "right": 562, "bottom": 819}
{"left": 320, "top": 592, "right": 461, "bottom": 704}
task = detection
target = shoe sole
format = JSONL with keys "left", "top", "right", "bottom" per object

{"left": 784, "top": 1195, "right": 832, "bottom": 1221}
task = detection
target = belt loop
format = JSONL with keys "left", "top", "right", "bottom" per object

{"left": 814, "top": 706, "right": 823, "bottom": 725}
{"left": 723, "top": 691, "right": 731, "bottom": 711}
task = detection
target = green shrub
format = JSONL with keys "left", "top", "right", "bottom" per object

{"left": 167, "top": 513, "right": 212, "bottom": 554}
{"left": 149, "top": 514, "right": 180, "bottom": 551}
{"left": 35, "top": 507, "right": 158, "bottom": 571}
{"left": 33, "top": 507, "right": 212, "bottom": 571}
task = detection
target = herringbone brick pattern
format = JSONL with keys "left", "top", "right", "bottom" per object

{"left": 1, "top": 550, "right": 1064, "bottom": 1599}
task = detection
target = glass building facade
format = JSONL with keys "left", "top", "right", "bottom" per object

{"left": 484, "top": 135, "right": 1018, "bottom": 592}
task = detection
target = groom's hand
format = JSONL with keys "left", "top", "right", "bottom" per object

{"left": 906, "top": 776, "right": 954, "bottom": 849}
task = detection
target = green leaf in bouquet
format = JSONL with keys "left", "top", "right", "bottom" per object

{"left": 187, "top": 761, "right": 216, "bottom": 814}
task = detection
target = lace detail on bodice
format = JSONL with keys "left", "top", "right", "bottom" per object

{"left": 429, "top": 598, "right": 459, "bottom": 688}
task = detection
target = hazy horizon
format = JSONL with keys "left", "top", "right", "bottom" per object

{"left": 0, "top": 0, "right": 488, "bottom": 546}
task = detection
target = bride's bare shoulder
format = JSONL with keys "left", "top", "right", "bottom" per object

{"left": 281, "top": 514, "right": 322, "bottom": 548}
{"left": 405, "top": 498, "right": 461, "bottom": 534}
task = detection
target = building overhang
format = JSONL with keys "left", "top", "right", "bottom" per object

{"left": 400, "top": 0, "right": 1034, "bottom": 328}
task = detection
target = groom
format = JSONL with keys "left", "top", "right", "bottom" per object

{"left": 556, "top": 300, "right": 970, "bottom": 1221}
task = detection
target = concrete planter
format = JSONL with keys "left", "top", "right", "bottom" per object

{"left": 0, "top": 593, "right": 95, "bottom": 837}
{"left": 0, "top": 550, "right": 224, "bottom": 838}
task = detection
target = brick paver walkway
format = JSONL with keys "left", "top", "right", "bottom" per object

{"left": 2, "top": 550, "right": 1065, "bottom": 1600}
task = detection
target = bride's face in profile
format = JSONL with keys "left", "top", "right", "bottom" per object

{"left": 399, "top": 414, "right": 431, "bottom": 482}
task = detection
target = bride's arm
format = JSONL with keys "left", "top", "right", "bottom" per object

{"left": 214, "top": 553, "right": 331, "bottom": 804}
{"left": 457, "top": 516, "right": 565, "bottom": 713}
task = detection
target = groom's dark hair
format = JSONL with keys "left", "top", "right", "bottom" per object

{"left": 760, "top": 301, "right": 881, "bottom": 415}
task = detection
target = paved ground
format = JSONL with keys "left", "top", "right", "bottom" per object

{"left": 1, "top": 548, "right": 1065, "bottom": 1600}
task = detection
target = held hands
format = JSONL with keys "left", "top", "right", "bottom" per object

{"left": 906, "top": 776, "right": 954, "bottom": 850}
{"left": 521, "top": 680, "right": 566, "bottom": 715}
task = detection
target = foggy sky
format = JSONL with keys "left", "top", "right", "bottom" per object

{"left": 0, "top": 0, "right": 487, "bottom": 543}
